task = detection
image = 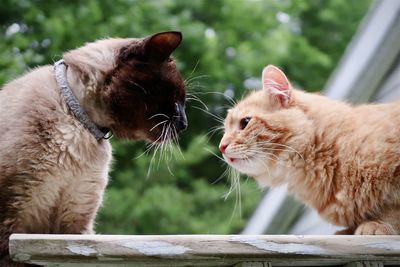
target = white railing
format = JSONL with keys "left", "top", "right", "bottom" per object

{"left": 9, "top": 234, "right": 400, "bottom": 266}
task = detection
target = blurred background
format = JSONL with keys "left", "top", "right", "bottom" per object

{"left": 0, "top": 0, "right": 374, "bottom": 234}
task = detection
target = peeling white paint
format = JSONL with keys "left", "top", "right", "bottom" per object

{"left": 14, "top": 253, "right": 31, "bottom": 261}
{"left": 120, "top": 241, "right": 191, "bottom": 256}
{"left": 67, "top": 245, "right": 97, "bottom": 256}
{"left": 230, "top": 236, "right": 328, "bottom": 255}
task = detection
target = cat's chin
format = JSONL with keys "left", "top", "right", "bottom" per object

{"left": 223, "top": 155, "right": 264, "bottom": 176}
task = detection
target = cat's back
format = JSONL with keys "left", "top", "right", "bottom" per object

{"left": 0, "top": 66, "right": 64, "bottom": 169}
{"left": 340, "top": 101, "right": 400, "bottom": 151}
{"left": 0, "top": 65, "right": 57, "bottom": 102}
{"left": 0, "top": 65, "right": 60, "bottom": 136}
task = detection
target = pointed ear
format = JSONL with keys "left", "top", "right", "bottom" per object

{"left": 262, "top": 65, "right": 292, "bottom": 108}
{"left": 144, "top": 31, "right": 182, "bottom": 62}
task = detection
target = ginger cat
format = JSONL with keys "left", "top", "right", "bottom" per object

{"left": 220, "top": 65, "right": 400, "bottom": 235}
{"left": 0, "top": 31, "right": 187, "bottom": 266}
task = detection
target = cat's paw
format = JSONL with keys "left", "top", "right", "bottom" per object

{"left": 355, "top": 221, "right": 396, "bottom": 235}
{"left": 82, "top": 229, "right": 95, "bottom": 235}
{"left": 81, "top": 226, "right": 95, "bottom": 235}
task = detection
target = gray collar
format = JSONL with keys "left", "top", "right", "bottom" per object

{"left": 54, "top": 59, "right": 111, "bottom": 141}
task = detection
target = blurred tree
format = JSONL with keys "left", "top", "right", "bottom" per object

{"left": 0, "top": 0, "right": 371, "bottom": 234}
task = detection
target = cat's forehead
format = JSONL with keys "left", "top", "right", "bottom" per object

{"left": 228, "top": 91, "right": 266, "bottom": 115}
{"left": 225, "top": 105, "right": 250, "bottom": 126}
{"left": 227, "top": 106, "right": 245, "bottom": 119}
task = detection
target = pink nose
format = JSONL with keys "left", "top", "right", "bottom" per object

{"left": 219, "top": 144, "right": 228, "bottom": 154}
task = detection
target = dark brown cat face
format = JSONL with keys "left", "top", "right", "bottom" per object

{"left": 103, "top": 32, "right": 187, "bottom": 141}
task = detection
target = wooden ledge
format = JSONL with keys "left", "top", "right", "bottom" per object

{"left": 9, "top": 234, "right": 400, "bottom": 266}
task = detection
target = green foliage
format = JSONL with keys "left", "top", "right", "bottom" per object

{"left": 0, "top": 0, "right": 371, "bottom": 234}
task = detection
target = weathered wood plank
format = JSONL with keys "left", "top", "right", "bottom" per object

{"left": 343, "top": 262, "right": 384, "bottom": 267}
{"left": 233, "top": 262, "right": 272, "bottom": 267}
{"left": 9, "top": 234, "right": 400, "bottom": 266}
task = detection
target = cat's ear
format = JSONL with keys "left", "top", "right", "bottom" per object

{"left": 144, "top": 31, "right": 182, "bottom": 62}
{"left": 262, "top": 65, "right": 292, "bottom": 108}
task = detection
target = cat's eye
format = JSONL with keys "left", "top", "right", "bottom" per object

{"left": 239, "top": 117, "right": 251, "bottom": 130}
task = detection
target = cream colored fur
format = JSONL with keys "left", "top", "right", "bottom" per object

{"left": 0, "top": 39, "right": 133, "bottom": 239}
{"left": 1, "top": 32, "right": 186, "bottom": 266}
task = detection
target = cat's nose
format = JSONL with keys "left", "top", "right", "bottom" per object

{"left": 176, "top": 118, "right": 187, "bottom": 132}
{"left": 174, "top": 102, "right": 187, "bottom": 132}
{"left": 219, "top": 144, "right": 228, "bottom": 154}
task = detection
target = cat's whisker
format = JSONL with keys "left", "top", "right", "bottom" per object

{"left": 268, "top": 144, "right": 304, "bottom": 160}
{"left": 192, "top": 106, "right": 224, "bottom": 123}
{"left": 149, "top": 120, "right": 168, "bottom": 132}
{"left": 134, "top": 147, "right": 152, "bottom": 160}
{"left": 224, "top": 167, "right": 242, "bottom": 219}
{"left": 148, "top": 113, "right": 170, "bottom": 120}
{"left": 267, "top": 147, "right": 304, "bottom": 158}
{"left": 200, "top": 126, "right": 225, "bottom": 144}
{"left": 211, "top": 167, "right": 231, "bottom": 185}
{"left": 166, "top": 124, "right": 176, "bottom": 161}
{"left": 204, "top": 147, "right": 225, "bottom": 162}
{"left": 188, "top": 59, "right": 200, "bottom": 78}
{"left": 128, "top": 80, "right": 147, "bottom": 95}
{"left": 253, "top": 156, "right": 272, "bottom": 180}
{"left": 167, "top": 164, "right": 175, "bottom": 177}
{"left": 246, "top": 148, "right": 281, "bottom": 162}
{"left": 165, "top": 124, "right": 175, "bottom": 162}
{"left": 216, "top": 105, "right": 235, "bottom": 111}
{"left": 161, "top": 133, "right": 172, "bottom": 168}
{"left": 231, "top": 147, "right": 282, "bottom": 167}
{"left": 193, "top": 91, "right": 237, "bottom": 106}
{"left": 184, "top": 74, "right": 210, "bottom": 85}
{"left": 142, "top": 128, "right": 166, "bottom": 160}
{"left": 172, "top": 126, "right": 185, "bottom": 159}
{"left": 249, "top": 134, "right": 277, "bottom": 144}
{"left": 147, "top": 148, "right": 157, "bottom": 179}
{"left": 186, "top": 95, "right": 209, "bottom": 111}
{"left": 223, "top": 168, "right": 240, "bottom": 198}
{"left": 158, "top": 123, "right": 170, "bottom": 166}
{"left": 252, "top": 139, "right": 304, "bottom": 161}
{"left": 185, "top": 83, "right": 207, "bottom": 93}
{"left": 147, "top": 123, "right": 169, "bottom": 177}
{"left": 205, "top": 125, "right": 224, "bottom": 137}
{"left": 206, "top": 147, "right": 243, "bottom": 204}
{"left": 144, "top": 132, "right": 164, "bottom": 154}
{"left": 185, "top": 79, "right": 207, "bottom": 93}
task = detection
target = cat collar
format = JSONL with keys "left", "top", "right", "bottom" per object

{"left": 54, "top": 59, "right": 112, "bottom": 141}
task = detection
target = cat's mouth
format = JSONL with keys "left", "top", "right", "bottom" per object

{"left": 147, "top": 108, "right": 187, "bottom": 143}
{"left": 227, "top": 157, "right": 241, "bottom": 163}
{"left": 223, "top": 154, "right": 249, "bottom": 164}
{"left": 222, "top": 154, "right": 264, "bottom": 176}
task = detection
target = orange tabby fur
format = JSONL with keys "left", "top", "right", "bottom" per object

{"left": 220, "top": 65, "right": 400, "bottom": 235}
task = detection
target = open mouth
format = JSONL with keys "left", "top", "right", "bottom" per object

{"left": 228, "top": 157, "right": 240, "bottom": 163}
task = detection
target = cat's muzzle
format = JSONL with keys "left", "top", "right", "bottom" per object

{"left": 173, "top": 102, "right": 187, "bottom": 132}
